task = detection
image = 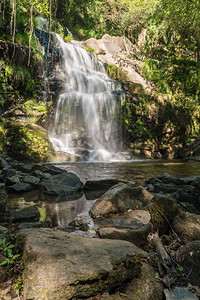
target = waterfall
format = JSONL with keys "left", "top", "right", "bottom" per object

{"left": 49, "top": 34, "right": 122, "bottom": 161}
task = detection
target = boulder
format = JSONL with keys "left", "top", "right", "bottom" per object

{"left": 31, "top": 170, "right": 51, "bottom": 180}
{"left": 90, "top": 184, "right": 153, "bottom": 219}
{"left": 5, "top": 175, "right": 21, "bottom": 186}
{"left": 117, "top": 263, "right": 163, "bottom": 300}
{"left": 8, "top": 182, "right": 32, "bottom": 193}
{"left": 2, "top": 168, "right": 18, "bottom": 178}
{"left": 13, "top": 206, "right": 40, "bottom": 223}
{"left": 23, "top": 228, "right": 147, "bottom": 300}
{"left": 98, "top": 210, "right": 153, "bottom": 248}
{"left": 84, "top": 179, "right": 122, "bottom": 191}
{"left": 43, "top": 164, "right": 65, "bottom": 175}
{"left": 148, "top": 182, "right": 195, "bottom": 194}
{"left": 164, "top": 287, "right": 198, "bottom": 300}
{"left": 172, "top": 190, "right": 200, "bottom": 210}
{"left": 23, "top": 175, "right": 40, "bottom": 186}
{"left": 40, "top": 172, "right": 84, "bottom": 196}
{"left": 13, "top": 163, "right": 32, "bottom": 173}
{"left": 84, "top": 179, "right": 135, "bottom": 200}
{"left": 147, "top": 194, "right": 181, "bottom": 234}
{"left": 176, "top": 241, "right": 200, "bottom": 286}
{"left": 173, "top": 213, "right": 200, "bottom": 243}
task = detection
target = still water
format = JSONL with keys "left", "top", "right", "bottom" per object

{"left": 56, "top": 159, "right": 200, "bottom": 185}
{"left": 6, "top": 159, "right": 200, "bottom": 233}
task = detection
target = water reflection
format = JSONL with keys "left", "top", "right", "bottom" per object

{"left": 5, "top": 160, "right": 200, "bottom": 232}
{"left": 56, "top": 160, "right": 200, "bottom": 185}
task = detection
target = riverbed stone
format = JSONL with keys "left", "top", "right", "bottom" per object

{"left": 23, "top": 175, "right": 40, "bottom": 186}
{"left": 43, "top": 164, "right": 65, "bottom": 175}
{"left": 40, "top": 172, "right": 84, "bottom": 195}
{"left": 13, "top": 205, "right": 40, "bottom": 223}
{"left": 98, "top": 210, "right": 153, "bottom": 247}
{"left": 164, "top": 287, "right": 199, "bottom": 300}
{"left": 31, "top": 169, "right": 51, "bottom": 180}
{"left": 5, "top": 175, "right": 21, "bottom": 186}
{"left": 90, "top": 183, "right": 153, "bottom": 219}
{"left": 13, "top": 163, "right": 32, "bottom": 173}
{"left": 172, "top": 190, "right": 200, "bottom": 210}
{"left": 84, "top": 179, "right": 122, "bottom": 191}
{"left": 173, "top": 213, "right": 200, "bottom": 243}
{"left": 176, "top": 241, "right": 200, "bottom": 286}
{"left": 152, "top": 183, "right": 195, "bottom": 194}
{"left": 23, "top": 228, "right": 147, "bottom": 300}
{"left": 8, "top": 182, "right": 32, "bottom": 193}
{"left": 147, "top": 194, "right": 181, "bottom": 234}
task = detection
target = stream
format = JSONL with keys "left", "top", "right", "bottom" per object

{"left": 5, "top": 159, "right": 200, "bottom": 236}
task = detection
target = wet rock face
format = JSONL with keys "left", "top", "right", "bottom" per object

{"left": 90, "top": 183, "right": 153, "bottom": 219}
{"left": 23, "top": 228, "right": 147, "bottom": 300}
{"left": 0, "top": 40, "right": 29, "bottom": 65}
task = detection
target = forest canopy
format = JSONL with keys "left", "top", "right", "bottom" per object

{"left": 0, "top": 0, "right": 200, "bottom": 96}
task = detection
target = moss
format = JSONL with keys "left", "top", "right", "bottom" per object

{"left": 106, "top": 64, "right": 124, "bottom": 82}
{"left": 3, "top": 122, "right": 54, "bottom": 162}
{"left": 19, "top": 99, "right": 48, "bottom": 124}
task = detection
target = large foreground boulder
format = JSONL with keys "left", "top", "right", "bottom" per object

{"left": 90, "top": 183, "right": 153, "bottom": 219}
{"left": 23, "top": 228, "right": 147, "bottom": 300}
{"left": 40, "top": 172, "right": 84, "bottom": 195}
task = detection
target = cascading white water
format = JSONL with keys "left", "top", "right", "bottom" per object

{"left": 49, "top": 34, "right": 122, "bottom": 161}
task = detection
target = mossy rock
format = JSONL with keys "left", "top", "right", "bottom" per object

{"left": 147, "top": 194, "right": 181, "bottom": 234}
{"left": 4, "top": 122, "right": 55, "bottom": 162}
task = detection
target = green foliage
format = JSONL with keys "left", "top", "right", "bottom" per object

{"left": 86, "top": 47, "right": 95, "bottom": 53}
{"left": 106, "top": 64, "right": 123, "bottom": 81}
{"left": 14, "top": 276, "right": 24, "bottom": 295}
{"left": 0, "top": 229, "right": 20, "bottom": 267}
{"left": 5, "top": 63, "right": 37, "bottom": 96}
{"left": 64, "top": 34, "right": 73, "bottom": 43}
